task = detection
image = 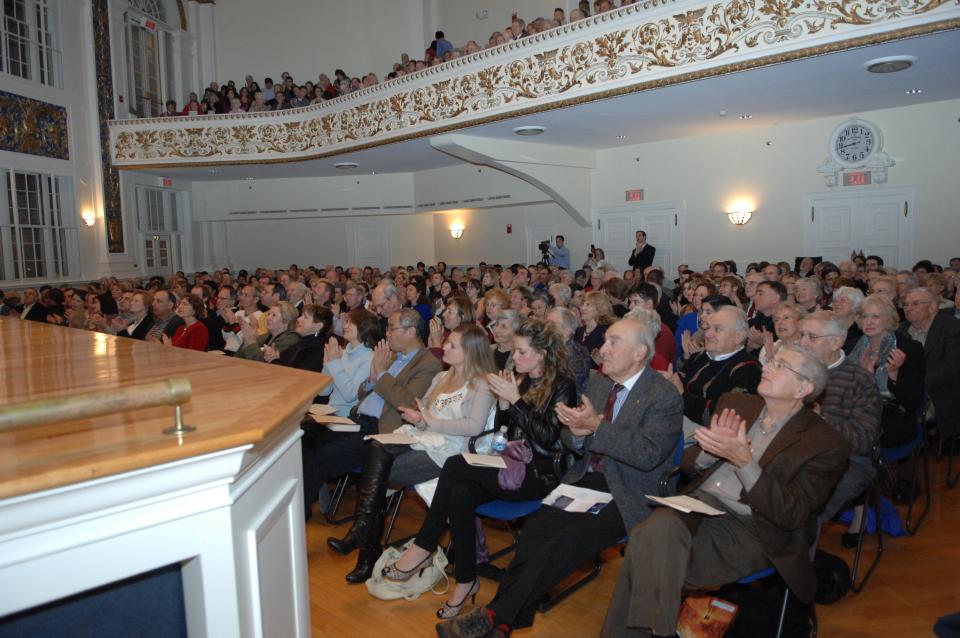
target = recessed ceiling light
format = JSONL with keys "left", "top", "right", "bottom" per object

{"left": 370, "top": 171, "right": 377, "bottom": 175}
{"left": 738, "top": 114, "right": 753, "bottom": 120}
{"left": 864, "top": 55, "right": 916, "bottom": 74}
{"left": 905, "top": 88, "right": 923, "bottom": 95}
{"left": 616, "top": 134, "right": 627, "bottom": 141}
{"left": 334, "top": 162, "right": 359, "bottom": 170}
{"left": 513, "top": 125, "right": 545, "bottom": 136}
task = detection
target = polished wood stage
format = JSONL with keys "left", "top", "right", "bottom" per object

{"left": 0, "top": 317, "right": 325, "bottom": 498}
{"left": 306, "top": 452, "right": 960, "bottom": 637}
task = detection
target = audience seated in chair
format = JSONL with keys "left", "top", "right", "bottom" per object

{"left": 601, "top": 346, "right": 849, "bottom": 637}
{"left": 433, "top": 316, "right": 682, "bottom": 638}
{"left": 327, "top": 324, "right": 496, "bottom": 584}
{"left": 302, "top": 309, "right": 441, "bottom": 523}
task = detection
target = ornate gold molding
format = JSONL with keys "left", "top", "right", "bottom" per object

{"left": 111, "top": 0, "right": 960, "bottom": 169}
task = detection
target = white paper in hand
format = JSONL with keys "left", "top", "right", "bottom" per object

{"left": 364, "top": 432, "right": 417, "bottom": 445}
{"left": 645, "top": 495, "right": 725, "bottom": 516}
{"left": 462, "top": 453, "right": 507, "bottom": 469}
{"left": 311, "top": 414, "right": 361, "bottom": 432}
{"left": 308, "top": 403, "right": 338, "bottom": 417}
{"left": 543, "top": 483, "right": 614, "bottom": 514}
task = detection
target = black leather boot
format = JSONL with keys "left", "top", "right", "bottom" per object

{"left": 327, "top": 442, "right": 393, "bottom": 563}
{"left": 345, "top": 509, "right": 384, "bottom": 583}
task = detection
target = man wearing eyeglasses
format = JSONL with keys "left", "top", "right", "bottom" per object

{"left": 798, "top": 311, "right": 880, "bottom": 529}
{"left": 902, "top": 288, "right": 960, "bottom": 444}
{"left": 603, "top": 345, "right": 849, "bottom": 637}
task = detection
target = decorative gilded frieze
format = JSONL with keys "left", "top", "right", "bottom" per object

{"left": 109, "top": 0, "right": 960, "bottom": 167}
{"left": 0, "top": 90, "right": 68, "bottom": 160}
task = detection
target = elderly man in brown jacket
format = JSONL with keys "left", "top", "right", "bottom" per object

{"left": 602, "top": 344, "right": 850, "bottom": 638}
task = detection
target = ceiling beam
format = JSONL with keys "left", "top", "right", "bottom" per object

{"left": 430, "top": 133, "right": 594, "bottom": 227}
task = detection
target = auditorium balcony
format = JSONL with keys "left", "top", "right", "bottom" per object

{"left": 108, "top": 0, "right": 960, "bottom": 172}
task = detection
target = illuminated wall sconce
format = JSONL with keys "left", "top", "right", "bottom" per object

{"left": 450, "top": 223, "right": 464, "bottom": 239}
{"left": 726, "top": 200, "right": 754, "bottom": 226}
{"left": 81, "top": 209, "right": 96, "bottom": 227}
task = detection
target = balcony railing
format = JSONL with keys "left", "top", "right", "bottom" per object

{"left": 109, "top": 0, "right": 960, "bottom": 168}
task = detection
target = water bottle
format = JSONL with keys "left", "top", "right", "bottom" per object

{"left": 490, "top": 426, "right": 509, "bottom": 455}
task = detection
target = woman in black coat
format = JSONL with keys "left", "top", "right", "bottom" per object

{"left": 268, "top": 304, "right": 335, "bottom": 372}
{"left": 852, "top": 294, "right": 925, "bottom": 448}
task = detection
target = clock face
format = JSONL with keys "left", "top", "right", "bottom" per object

{"left": 834, "top": 124, "right": 876, "bottom": 164}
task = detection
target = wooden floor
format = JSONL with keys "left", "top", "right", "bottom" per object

{"left": 306, "top": 456, "right": 960, "bottom": 637}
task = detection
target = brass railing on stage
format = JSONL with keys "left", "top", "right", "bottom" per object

{"left": 0, "top": 377, "right": 196, "bottom": 436}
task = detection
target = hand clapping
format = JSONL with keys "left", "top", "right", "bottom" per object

{"left": 555, "top": 395, "right": 601, "bottom": 436}
{"left": 693, "top": 408, "right": 752, "bottom": 467}
{"left": 324, "top": 336, "right": 343, "bottom": 363}
{"left": 658, "top": 363, "right": 684, "bottom": 395}
{"left": 369, "top": 339, "right": 393, "bottom": 382}
{"left": 886, "top": 348, "right": 906, "bottom": 381}
{"left": 486, "top": 369, "right": 521, "bottom": 405}
{"left": 428, "top": 317, "right": 444, "bottom": 347}
{"left": 240, "top": 318, "right": 259, "bottom": 344}
{"left": 262, "top": 344, "right": 279, "bottom": 362}
{"left": 681, "top": 331, "right": 703, "bottom": 358}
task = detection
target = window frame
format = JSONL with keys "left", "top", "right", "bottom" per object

{"left": 0, "top": 167, "right": 78, "bottom": 283}
{"left": 0, "top": 0, "right": 61, "bottom": 88}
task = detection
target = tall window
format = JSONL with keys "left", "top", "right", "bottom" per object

{"left": 1, "top": 0, "right": 61, "bottom": 87}
{"left": 125, "top": 0, "right": 175, "bottom": 118}
{"left": 0, "top": 169, "right": 77, "bottom": 281}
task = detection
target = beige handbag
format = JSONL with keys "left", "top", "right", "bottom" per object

{"left": 365, "top": 539, "right": 449, "bottom": 601}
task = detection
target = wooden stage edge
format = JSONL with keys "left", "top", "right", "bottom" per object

{"left": 0, "top": 317, "right": 329, "bottom": 499}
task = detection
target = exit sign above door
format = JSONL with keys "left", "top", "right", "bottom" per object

{"left": 625, "top": 189, "right": 644, "bottom": 202}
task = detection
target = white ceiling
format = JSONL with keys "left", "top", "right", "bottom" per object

{"left": 147, "top": 30, "right": 960, "bottom": 182}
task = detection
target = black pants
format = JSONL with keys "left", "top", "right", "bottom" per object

{"left": 414, "top": 454, "right": 554, "bottom": 584}
{"left": 301, "top": 413, "right": 378, "bottom": 513}
{"left": 488, "top": 472, "right": 627, "bottom": 630}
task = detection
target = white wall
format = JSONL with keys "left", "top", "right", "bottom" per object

{"left": 592, "top": 98, "right": 960, "bottom": 271}
{"left": 187, "top": 98, "right": 960, "bottom": 273}
{"left": 213, "top": 0, "right": 426, "bottom": 86}
{"left": 433, "top": 202, "right": 592, "bottom": 267}
{"left": 223, "top": 214, "right": 434, "bottom": 270}
{"left": 434, "top": 0, "right": 580, "bottom": 47}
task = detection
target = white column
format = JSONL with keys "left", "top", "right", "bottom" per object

{"left": 190, "top": 1, "right": 218, "bottom": 89}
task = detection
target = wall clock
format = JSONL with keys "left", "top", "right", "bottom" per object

{"left": 817, "top": 117, "right": 895, "bottom": 187}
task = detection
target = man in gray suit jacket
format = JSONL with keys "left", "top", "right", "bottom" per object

{"left": 438, "top": 315, "right": 683, "bottom": 638}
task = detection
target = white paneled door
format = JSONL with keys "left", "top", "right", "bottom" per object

{"left": 346, "top": 221, "right": 390, "bottom": 270}
{"left": 804, "top": 187, "right": 915, "bottom": 269}
{"left": 594, "top": 201, "right": 684, "bottom": 276}
{"left": 143, "top": 234, "right": 174, "bottom": 278}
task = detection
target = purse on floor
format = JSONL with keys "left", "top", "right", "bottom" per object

{"left": 365, "top": 539, "right": 449, "bottom": 601}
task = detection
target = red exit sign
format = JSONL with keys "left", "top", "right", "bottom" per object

{"left": 843, "top": 171, "right": 871, "bottom": 187}
{"left": 625, "top": 189, "right": 644, "bottom": 202}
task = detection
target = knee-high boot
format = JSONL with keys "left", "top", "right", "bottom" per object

{"left": 326, "top": 442, "right": 394, "bottom": 583}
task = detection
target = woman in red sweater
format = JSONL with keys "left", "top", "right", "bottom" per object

{"left": 164, "top": 293, "right": 209, "bottom": 351}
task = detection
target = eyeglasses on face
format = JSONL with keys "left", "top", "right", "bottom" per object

{"left": 767, "top": 356, "right": 812, "bottom": 384}
{"left": 798, "top": 331, "right": 837, "bottom": 341}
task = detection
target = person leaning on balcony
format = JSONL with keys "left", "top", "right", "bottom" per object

{"left": 248, "top": 90, "right": 271, "bottom": 113}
